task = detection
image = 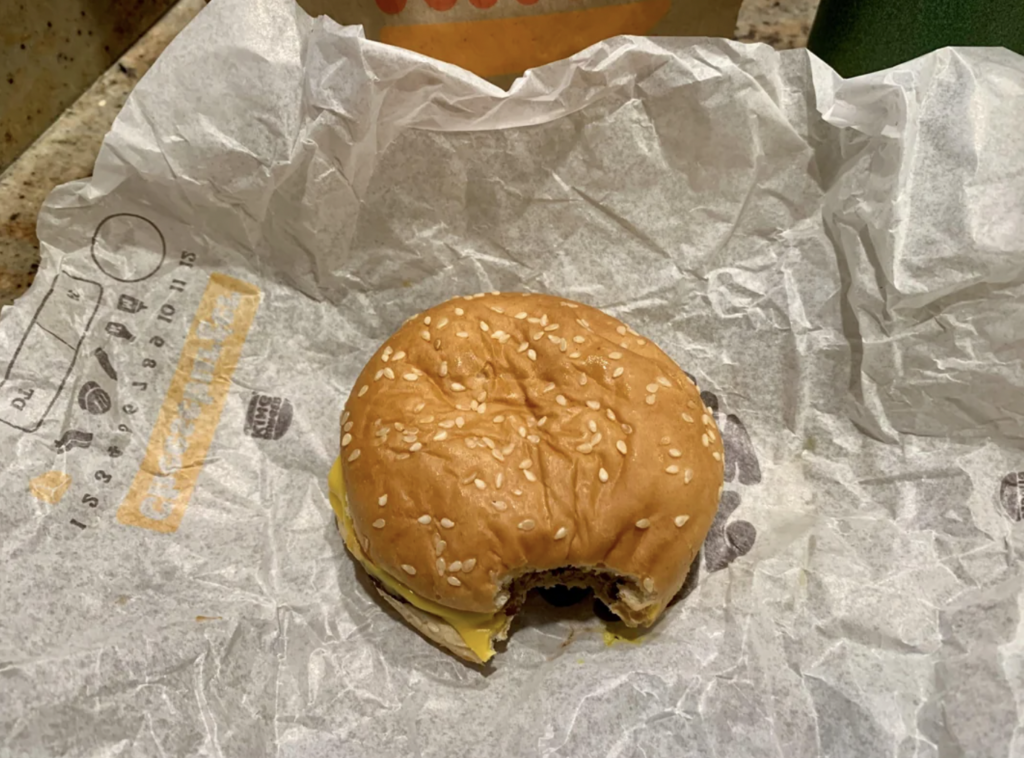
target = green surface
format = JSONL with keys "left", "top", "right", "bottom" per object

{"left": 809, "top": 0, "right": 1024, "bottom": 77}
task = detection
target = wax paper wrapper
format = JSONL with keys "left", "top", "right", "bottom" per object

{"left": 2, "top": 0, "right": 1024, "bottom": 755}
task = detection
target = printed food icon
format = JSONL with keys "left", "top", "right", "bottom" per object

{"left": 78, "top": 381, "right": 112, "bottom": 415}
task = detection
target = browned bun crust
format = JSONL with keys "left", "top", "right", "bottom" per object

{"left": 340, "top": 292, "right": 724, "bottom": 626}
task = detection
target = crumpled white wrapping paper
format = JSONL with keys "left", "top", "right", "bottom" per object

{"left": 2, "top": 0, "right": 1024, "bottom": 755}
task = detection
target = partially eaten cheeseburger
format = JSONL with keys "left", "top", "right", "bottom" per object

{"left": 328, "top": 292, "right": 724, "bottom": 663}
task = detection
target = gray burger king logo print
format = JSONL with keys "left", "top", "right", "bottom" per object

{"left": 244, "top": 393, "right": 293, "bottom": 441}
{"left": 696, "top": 388, "right": 762, "bottom": 573}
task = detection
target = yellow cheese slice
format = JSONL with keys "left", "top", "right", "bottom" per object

{"left": 328, "top": 458, "right": 505, "bottom": 661}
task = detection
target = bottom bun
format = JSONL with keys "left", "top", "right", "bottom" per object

{"left": 375, "top": 587, "right": 512, "bottom": 664}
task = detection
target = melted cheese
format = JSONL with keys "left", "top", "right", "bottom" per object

{"left": 328, "top": 458, "right": 505, "bottom": 661}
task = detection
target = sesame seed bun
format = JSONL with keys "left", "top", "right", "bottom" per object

{"left": 336, "top": 292, "right": 724, "bottom": 662}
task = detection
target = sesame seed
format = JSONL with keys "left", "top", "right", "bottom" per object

{"left": 490, "top": 306, "right": 504, "bottom": 314}
{"left": 609, "top": 352, "right": 623, "bottom": 360}
{"left": 527, "top": 317, "right": 540, "bottom": 324}
{"left": 437, "top": 558, "right": 446, "bottom": 575}
{"left": 554, "top": 527, "right": 568, "bottom": 540}
{"left": 492, "top": 449, "right": 505, "bottom": 461}
{"left": 348, "top": 449, "right": 361, "bottom": 462}
{"left": 492, "top": 500, "right": 507, "bottom": 511}
{"left": 515, "top": 312, "right": 527, "bottom": 319}
{"left": 579, "top": 375, "right": 588, "bottom": 386}
{"left": 628, "top": 328, "right": 639, "bottom": 337}
{"left": 358, "top": 385, "right": 368, "bottom": 397}
{"left": 687, "top": 399, "right": 698, "bottom": 409}
{"left": 455, "top": 308, "right": 465, "bottom": 316}
{"left": 440, "top": 518, "right": 455, "bottom": 529}
{"left": 517, "top": 341, "right": 529, "bottom": 353}
{"left": 613, "top": 367, "right": 624, "bottom": 378}
{"left": 519, "top": 459, "right": 532, "bottom": 469}
{"left": 576, "top": 443, "right": 593, "bottom": 454}
{"left": 573, "top": 336, "right": 585, "bottom": 344}
{"left": 599, "top": 467, "right": 609, "bottom": 482}
{"left": 636, "top": 519, "right": 651, "bottom": 529}
{"left": 713, "top": 451, "right": 722, "bottom": 461}
{"left": 701, "top": 414, "right": 710, "bottom": 426}
{"left": 524, "top": 469, "right": 538, "bottom": 482}
{"left": 591, "top": 432, "right": 603, "bottom": 445}
{"left": 342, "top": 433, "right": 352, "bottom": 447}
{"left": 474, "top": 479, "right": 487, "bottom": 490}
{"left": 556, "top": 395, "right": 568, "bottom": 406}
{"left": 638, "top": 339, "right": 647, "bottom": 346}
{"left": 616, "top": 440, "right": 628, "bottom": 455}
{"left": 495, "top": 592, "right": 510, "bottom": 609}
{"left": 410, "top": 442, "right": 423, "bottom": 452}
{"left": 479, "top": 321, "right": 490, "bottom": 332}
{"left": 666, "top": 465, "right": 680, "bottom": 474}
{"left": 646, "top": 395, "right": 656, "bottom": 405}
{"left": 544, "top": 324, "right": 559, "bottom": 332}
{"left": 684, "top": 468, "right": 694, "bottom": 483}
{"left": 657, "top": 377, "right": 671, "bottom": 388}
{"left": 495, "top": 472, "right": 504, "bottom": 488}
{"left": 518, "top": 520, "right": 536, "bottom": 531}
{"left": 462, "top": 558, "right": 477, "bottom": 573}
{"left": 518, "top": 426, "right": 527, "bottom": 438}
{"left": 669, "top": 448, "right": 682, "bottom": 458}
{"left": 547, "top": 334, "right": 560, "bottom": 344}
{"left": 448, "top": 560, "right": 463, "bottom": 572}
{"left": 577, "top": 318, "right": 590, "bottom": 329}
{"left": 375, "top": 369, "right": 384, "bottom": 381}
{"left": 393, "top": 351, "right": 406, "bottom": 361}
{"left": 616, "top": 325, "right": 627, "bottom": 336}
{"left": 477, "top": 403, "right": 488, "bottom": 415}
{"left": 439, "top": 420, "right": 455, "bottom": 429}
{"left": 569, "top": 352, "right": 582, "bottom": 359}
{"left": 401, "top": 564, "right": 417, "bottom": 576}
{"left": 344, "top": 421, "right": 353, "bottom": 432}
{"left": 372, "top": 519, "right": 385, "bottom": 529}
{"left": 482, "top": 437, "right": 496, "bottom": 449}
{"left": 404, "top": 373, "right": 419, "bottom": 382}
{"left": 643, "top": 577, "right": 654, "bottom": 593}
{"left": 674, "top": 515, "right": 689, "bottom": 527}
{"left": 702, "top": 434, "right": 710, "bottom": 447}
{"left": 707, "top": 429, "right": 717, "bottom": 442}
{"left": 585, "top": 401, "right": 601, "bottom": 411}
{"left": 513, "top": 489, "right": 524, "bottom": 496}
{"left": 622, "top": 424, "right": 634, "bottom": 435}
{"left": 682, "top": 413, "right": 694, "bottom": 423}
{"left": 540, "top": 314, "right": 550, "bottom": 327}
{"left": 456, "top": 331, "right": 469, "bottom": 339}
{"left": 543, "top": 383, "right": 556, "bottom": 393}
{"left": 527, "top": 349, "right": 537, "bottom": 362}
{"left": 646, "top": 383, "right": 660, "bottom": 394}
{"left": 439, "top": 361, "right": 448, "bottom": 377}
{"left": 437, "top": 317, "right": 449, "bottom": 329}
{"left": 527, "top": 435, "right": 540, "bottom": 444}
{"left": 538, "top": 416, "right": 548, "bottom": 427}
{"left": 378, "top": 494, "right": 388, "bottom": 506}
{"left": 402, "top": 434, "right": 418, "bottom": 443}
{"left": 433, "top": 431, "right": 448, "bottom": 441}
{"left": 502, "top": 442, "right": 515, "bottom": 455}
{"left": 418, "top": 515, "right": 431, "bottom": 524}
{"left": 396, "top": 453, "right": 410, "bottom": 460}
{"left": 451, "top": 383, "right": 466, "bottom": 392}
{"left": 456, "top": 416, "right": 465, "bottom": 428}
{"left": 587, "top": 420, "right": 598, "bottom": 433}
{"left": 341, "top": 410, "right": 350, "bottom": 424}
{"left": 420, "top": 330, "right": 431, "bottom": 341}
{"left": 384, "top": 367, "right": 395, "bottom": 380}
{"left": 435, "top": 539, "right": 446, "bottom": 555}
{"left": 605, "top": 409, "right": 617, "bottom": 421}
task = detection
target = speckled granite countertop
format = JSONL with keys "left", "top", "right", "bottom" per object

{"left": 0, "top": 0, "right": 820, "bottom": 309}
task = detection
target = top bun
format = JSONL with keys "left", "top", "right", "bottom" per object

{"left": 340, "top": 292, "right": 723, "bottom": 624}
